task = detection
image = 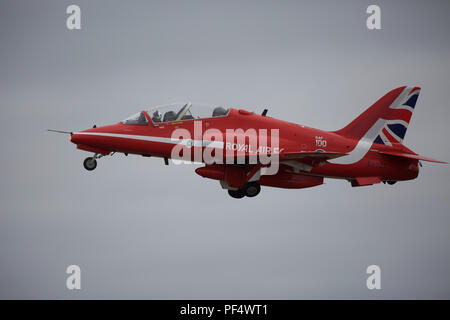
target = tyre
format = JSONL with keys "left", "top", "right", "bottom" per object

{"left": 243, "top": 182, "right": 261, "bottom": 197}
{"left": 83, "top": 157, "right": 97, "bottom": 171}
{"left": 228, "top": 189, "right": 245, "bottom": 199}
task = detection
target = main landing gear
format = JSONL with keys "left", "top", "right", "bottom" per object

{"left": 227, "top": 182, "right": 261, "bottom": 199}
{"left": 83, "top": 153, "right": 106, "bottom": 171}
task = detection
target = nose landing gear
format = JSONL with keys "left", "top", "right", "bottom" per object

{"left": 227, "top": 182, "right": 261, "bottom": 199}
{"left": 83, "top": 153, "right": 106, "bottom": 171}
{"left": 83, "top": 157, "right": 97, "bottom": 171}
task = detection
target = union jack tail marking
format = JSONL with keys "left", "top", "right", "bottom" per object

{"left": 334, "top": 86, "right": 420, "bottom": 145}
{"left": 373, "top": 87, "right": 420, "bottom": 145}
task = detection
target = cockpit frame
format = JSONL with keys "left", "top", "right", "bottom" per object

{"left": 147, "top": 102, "right": 230, "bottom": 125}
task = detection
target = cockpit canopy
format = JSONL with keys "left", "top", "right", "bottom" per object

{"left": 148, "top": 103, "right": 229, "bottom": 123}
{"left": 122, "top": 103, "right": 229, "bottom": 125}
{"left": 122, "top": 111, "right": 148, "bottom": 125}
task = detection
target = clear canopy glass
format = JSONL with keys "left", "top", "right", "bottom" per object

{"left": 122, "top": 112, "right": 148, "bottom": 125}
{"left": 147, "top": 103, "right": 229, "bottom": 123}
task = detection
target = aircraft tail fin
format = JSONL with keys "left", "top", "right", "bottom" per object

{"left": 334, "top": 86, "right": 420, "bottom": 146}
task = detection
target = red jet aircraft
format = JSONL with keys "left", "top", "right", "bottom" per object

{"left": 50, "top": 86, "right": 446, "bottom": 198}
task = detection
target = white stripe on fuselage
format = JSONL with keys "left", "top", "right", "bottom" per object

{"left": 75, "top": 131, "right": 224, "bottom": 148}
{"left": 328, "top": 118, "right": 385, "bottom": 165}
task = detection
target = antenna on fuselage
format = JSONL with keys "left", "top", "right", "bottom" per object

{"left": 261, "top": 108, "right": 268, "bottom": 116}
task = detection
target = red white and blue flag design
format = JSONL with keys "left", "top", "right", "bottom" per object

{"left": 373, "top": 86, "right": 420, "bottom": 146}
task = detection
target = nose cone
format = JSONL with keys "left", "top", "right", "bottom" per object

{"left": 69, "top": 126, "right": 112, "bottom": 155}
{"left": 70, "top": 132, "right": 79, "bottom": 144}
{"left": 70, "top": 130, "right": 92, "bottom": 146}
{"left": 70, "top": 126, "right": 104, "bottom": 145}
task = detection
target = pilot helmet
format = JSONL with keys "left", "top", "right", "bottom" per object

{"left": 153, "top": 110, "right": 162, "bottom": 121}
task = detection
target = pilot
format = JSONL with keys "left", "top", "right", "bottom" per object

{"left": 152, "top": 110, "right": 162, "bottom": 123}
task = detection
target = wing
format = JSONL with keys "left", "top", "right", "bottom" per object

{"left": 280, "top": 150, "right": 348, "bottom": 161}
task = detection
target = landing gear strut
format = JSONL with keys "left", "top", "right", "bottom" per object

{"left": 227, "top": 182, "right": 261, "bottom": 199}
{"left": 83, "top": 153, "right": 104, "bottom": 171}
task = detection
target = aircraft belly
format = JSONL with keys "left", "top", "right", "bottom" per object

{"left": 306, "top": 155, "right": 419, "bottom": 181}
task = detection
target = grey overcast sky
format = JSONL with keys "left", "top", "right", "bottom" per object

{"left": 0, "top": 0, "right": 449, "bottom": 299}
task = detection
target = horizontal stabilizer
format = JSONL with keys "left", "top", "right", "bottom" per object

{"left": 378, "top": 150, "right": 447, "bottom": 164}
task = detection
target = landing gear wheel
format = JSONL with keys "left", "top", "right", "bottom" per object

{"left": 243, "top": 182, "right": 261, "bottom": 197}
{"left": 228, "top": 189, "right": 245, "bottom": 199}
{"left": 387, "top": 181, "right": 397, "bottom": 185}
{"left": 83, "top": 157, "right": 97, "bottom": 171}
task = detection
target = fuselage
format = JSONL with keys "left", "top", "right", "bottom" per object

{"left": 70, "top": 108, "right": 419, "bottom": 182}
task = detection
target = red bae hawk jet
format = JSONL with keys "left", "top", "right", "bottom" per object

{"left": 50, "top": 86, "right": 446, "bottom": 198}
